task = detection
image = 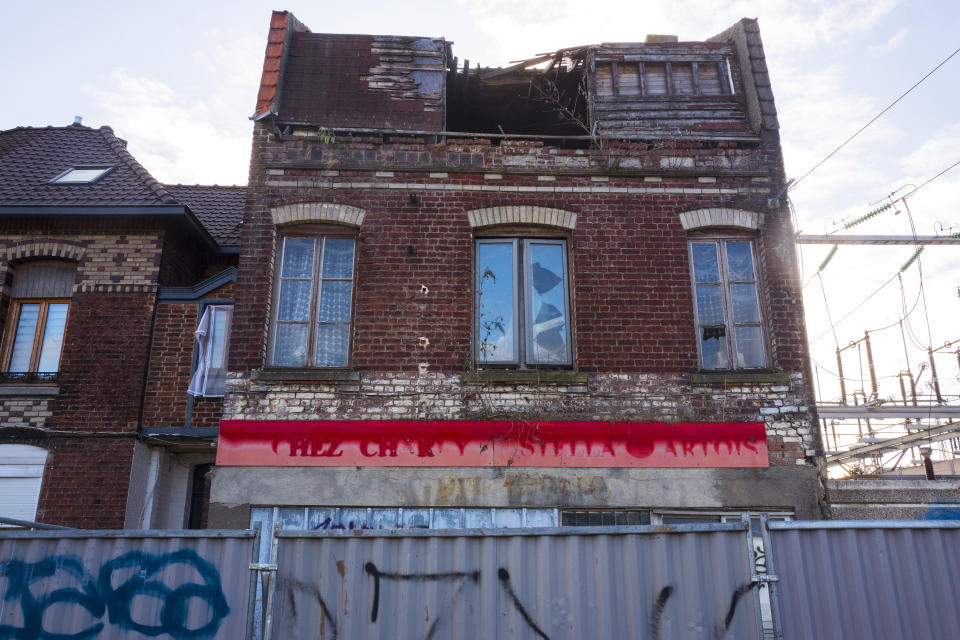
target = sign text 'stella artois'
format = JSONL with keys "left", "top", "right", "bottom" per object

{"left": 217, "top": 420, "right": 768, "bottom": 467}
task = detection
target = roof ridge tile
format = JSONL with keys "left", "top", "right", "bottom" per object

{"left": 96, "top": 126, "right": 177, "bottom": 205}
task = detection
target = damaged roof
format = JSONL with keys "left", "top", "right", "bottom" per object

{"left": 0, "top": 124, "right": 244, "bottom": 248}
{"left": 254, "top": 12, "right": 775, "bottom": 141}
{"left": 255, "top": 11, "right": 448, "bottom": 131}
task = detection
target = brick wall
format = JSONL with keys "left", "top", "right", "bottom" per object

{"left": 143, "top": 281, "right": 235, "bottom": 429}
{"left": 0, "top": 219, "right": 164, "bottom": 289}
{"left": 225, "top": 371, "right": 817, "bottom": 466}
{"left": 225, "top": 125, "right": 819, "bottom": 470}
{"left": 0, "top": 397, "right": 54, "bottom": 429}
{"left": 36, "top": 436, "right": 135, "bottom": 528}
{"left": 0, "top": 219, "right": 168, "bottom": 527}
{"left": 233, "top": 129, "right": 803, "bottom": 373}
{"left": 143, "top": 302, "right": 197, "bottom": 426}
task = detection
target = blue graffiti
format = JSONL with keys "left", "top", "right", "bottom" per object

{"left": 921, "top": 506, "right": 960, "bottom": 520}
{"left": 0, "top": 550, "right": 229, "bottom": 640}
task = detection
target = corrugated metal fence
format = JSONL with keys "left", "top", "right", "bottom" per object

{"left": 269, "top": 524, "right": 760, "bottom": 640}
{"left": 0, "top": 528, "right": 258, "bottom": 640}
{"left": 767, "top": 520, "right": 960, "bottom": 640}
{"left": 3, "top": 520, "right": 960, "bottom": 639}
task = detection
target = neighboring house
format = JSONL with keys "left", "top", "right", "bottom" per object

{"left": 0, "top": 122, "right": 242, "bottom": 528}
{"left": 210, "top": 11, "right": 824, "bottom": 531}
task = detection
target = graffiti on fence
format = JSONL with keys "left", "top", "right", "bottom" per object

{"left": 0, "top": 549, "right": 230, "bottom": 640}
{"left": 278, "top": 560, "right": 758, "bottom": 640}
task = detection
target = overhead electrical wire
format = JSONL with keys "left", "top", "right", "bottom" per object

{"left": 907, "top": 157, "right": 960, "bottom": 197}
{"left": 787, "top": 44, "right": 960, "bottom": 193}
{"left": 810, "top": 272, "right": 900, "bottom": 344}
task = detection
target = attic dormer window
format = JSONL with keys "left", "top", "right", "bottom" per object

{"left": 594, "top": 61, "right": 731, "bottom": 97}
{"left": 49, "top": 166, "right": 113, "bottom": 184}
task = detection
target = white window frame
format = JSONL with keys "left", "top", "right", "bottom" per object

{"left": 688, "top": 237, "right": 768, "bottom": 370}
{"left": 474, "top": 237, "right": 572, "bottom": 367}
{"left": 269, "top": 233, "right": 357, "bottom": 368}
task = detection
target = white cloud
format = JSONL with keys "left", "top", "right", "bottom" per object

{"left": 85, "top": 68, "right": 250, "bottom": 186}
{"left": 899, "top": 124, "right": 960, "bottom": 177}
{"left": 869, "top": 26, "right": 910, "bottom": 55}
{"left": 453, "top": 0, "right": 902, "bottom": 65}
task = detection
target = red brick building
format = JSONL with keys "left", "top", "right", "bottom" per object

{"left": 207, "top": 11, "right": 825, "bottom": 530}
{"left": 0, "top": 123, "right": 242, "bottom": 528}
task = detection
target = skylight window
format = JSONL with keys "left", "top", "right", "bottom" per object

{"left": 50, "top": 166, "right": 113, "bottom": 184}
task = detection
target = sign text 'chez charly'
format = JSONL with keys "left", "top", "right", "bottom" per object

{"left": 217, "top": 420, "right": 768, "bottom": 468}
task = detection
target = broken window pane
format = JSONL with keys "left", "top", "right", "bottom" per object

{"left": 701, "top": 327, "right": 729, "bottom": 369}
{"left": 689, "top": 239, "right": 766, "bottom": 370}
{"left": 526, "top": 241, "right": 569, "bottom": 364}
{"left": 476, "top": 241, "right": 516, "bottom": 363}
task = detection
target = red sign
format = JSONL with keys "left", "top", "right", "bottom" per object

{"left": 217, "top": 420, "right": 768, "bottom": 468}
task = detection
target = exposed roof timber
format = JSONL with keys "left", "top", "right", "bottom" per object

{"left": 276, "top": 125, "right": 760, "bottom": 143}
{"left": 480, "top": 54, "right": 556, "bottom": 81}
{"left": 798, "top": 235, "right": 960, "bottom": 245}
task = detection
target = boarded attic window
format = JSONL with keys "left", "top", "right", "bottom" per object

{"left": 643, "top": 63, "right": 668, "bottom": 94}
{"left": 50, "top": 166, "right": 113, "bottom": 184}
{"left": 595, "top": 60, "right": 731, "bottom": 97}
{"left": 595, "top": 64, "right": 614, "bottom": 97}
{"left": 672, "top": 64, "right": 695, "bottom": 95}
{"left": 697, "top": 63, "right": 724, "bottom": 95}
{"left": 618, "top": 63, "right": 641, "bottom": 96}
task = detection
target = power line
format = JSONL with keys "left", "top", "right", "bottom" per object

{"left": 909, "top": 157, "right": 960, "bottom": 197}
{"left": 788, "top": 44, "right": 960, "bottom": 193}
{"left": 810, "top": 272, "right": 900, "bottom": 344}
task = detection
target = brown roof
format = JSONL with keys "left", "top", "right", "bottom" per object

{"left": 253, "top": 11, "right": 447, "bottom": 131}
{"left": 163, "top": 184, "right": 245, "bottom": 246}
{"left": 0, "top": 124, "right": 245, "bottom": 248}
{"left": 0, "top": 124, "right": 176, "bottom": 207}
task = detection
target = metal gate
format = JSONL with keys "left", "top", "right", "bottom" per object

{"left": 765, "top": 520, "right": 960, "bottom": 639}
{"left": 266, "top": 522, "right": 762, "bottom": 640}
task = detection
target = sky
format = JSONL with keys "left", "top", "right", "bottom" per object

{"left": 4, "top": 0, "right": 960, "bottom": 464}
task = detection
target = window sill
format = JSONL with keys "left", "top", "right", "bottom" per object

{"left": 252, "top": 368, "right": 360, "bottom": 383}
{"left": 0, "top": 385, "right": 59, "bottom": 397}
{"left": 463, "top": 370, "right": 588, "bottom": 384}
{"left": 690, "top": 372, "right": 789, "bottom": 385}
